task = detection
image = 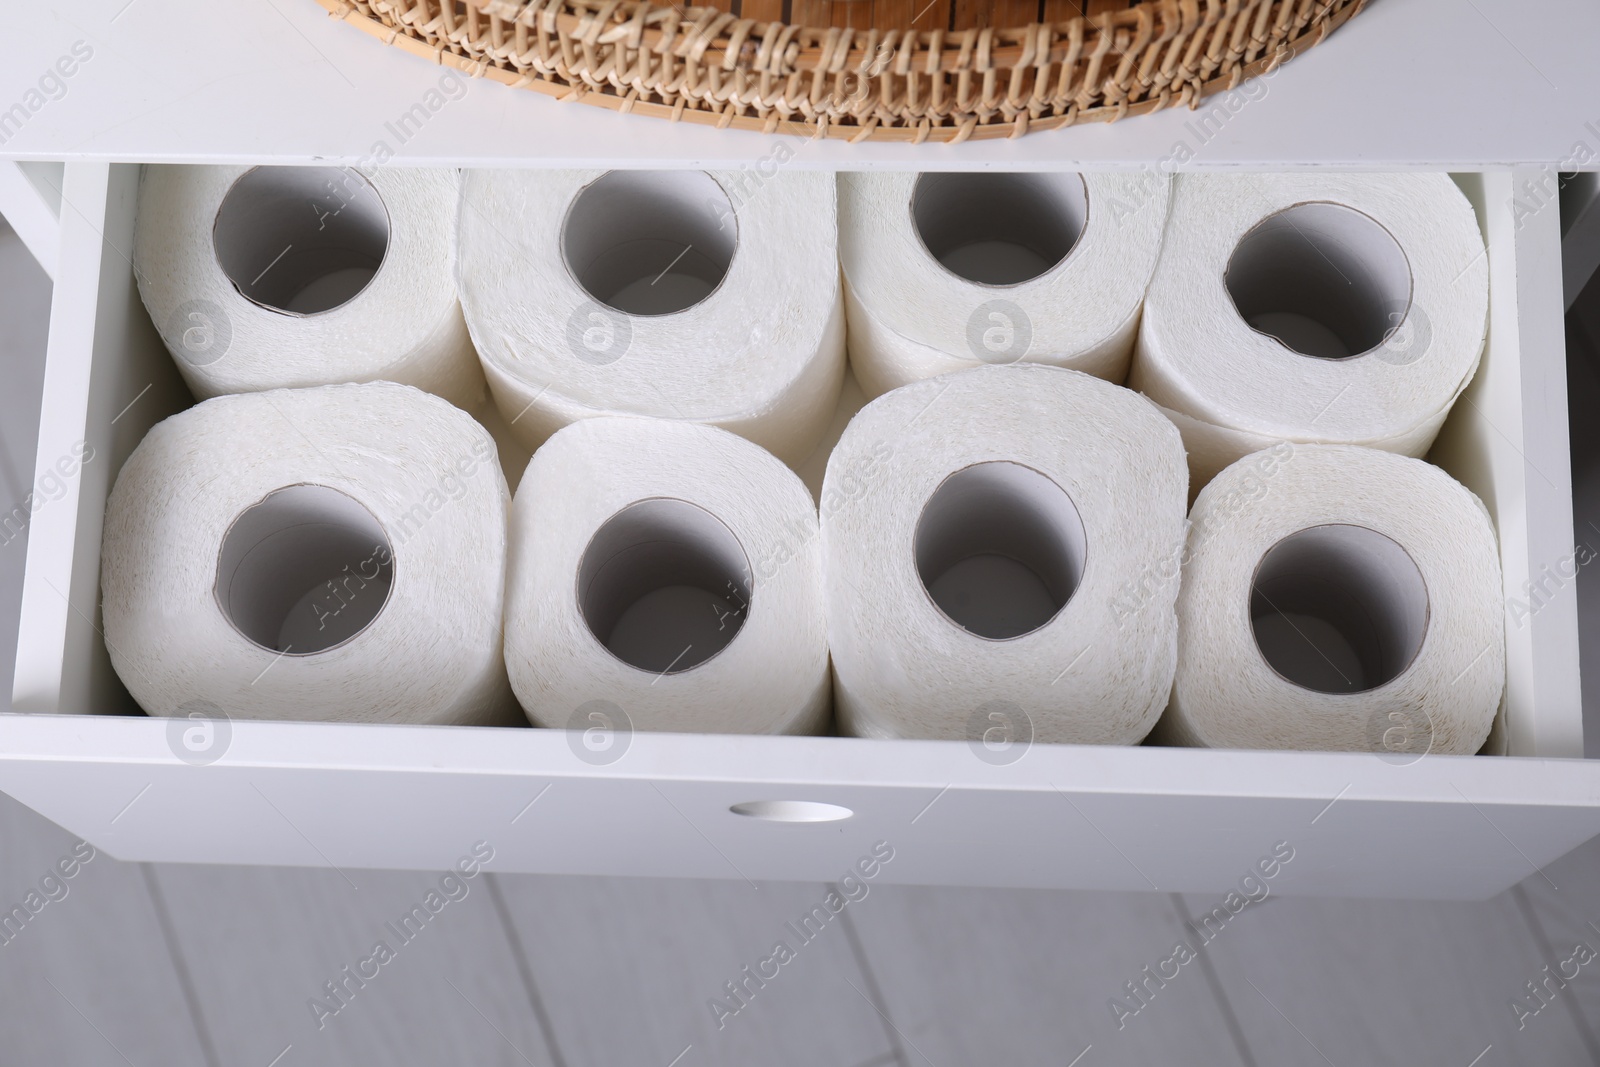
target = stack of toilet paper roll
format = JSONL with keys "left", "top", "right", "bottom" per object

{"left": 1131, "top": 173, "right": 1489, "bottom": 489}
{"left": 106, "top": 164, "right": 1509, "bottom": 754}
{"left": 100, "top": 382, "right": 515, "bottom": 725}
{"left": 838, "top": 171, "right": 1171, "bottom": 397}
{"left": 455, "top": 169, "right": 846, "bottom": 467}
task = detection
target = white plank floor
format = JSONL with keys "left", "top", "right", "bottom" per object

{"left": 3, "top": 221, "right": 1600, "bottom": 1066}
{"left": 498, "top": 876, "right": 898, "bottom": 1067}
{"left": 148, "top": 861, "right": 558, "bottom": 1067}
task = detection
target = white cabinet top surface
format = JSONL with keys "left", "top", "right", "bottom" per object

{"left": 2, "top": 1, "right": 1597, "bottom": 171}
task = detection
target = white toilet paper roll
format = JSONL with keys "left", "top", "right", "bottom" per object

{"left": 101, "top": 382, "right": 514, "bottom": 725}
{"left": 1130, "top": 173, "right": 1488, "bottom": 489}
{"left": 134, "top": 165, "right": 484, "bottom": 410}
{"left": 837, "top": 171, "right": 1171, "bottom": 398}
{"left": 1163, "top": 444, "right": 1503, "bottom": 754}
{"left": 456, "top": 170, "right": 846, "bottom": 466}
{"left": 822, "top": 364, "right": 1188, "bottom": 745}
{"left": 505, "top": 417, "right": 829, "bottom": 735}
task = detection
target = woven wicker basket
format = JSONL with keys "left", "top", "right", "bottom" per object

{"left": 314, "top": 0, "right": 1365, "bottom": 143}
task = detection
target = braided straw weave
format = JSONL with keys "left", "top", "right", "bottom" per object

{"left": 313, "top": 0, "right": 1366, "bottom": 143}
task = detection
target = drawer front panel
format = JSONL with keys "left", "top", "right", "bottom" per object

{"left": 0, "top": 715, "right": 1596, "bottom": 901}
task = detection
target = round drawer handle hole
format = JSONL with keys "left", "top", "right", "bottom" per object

{"left": 730, "top": 800, "right": 854, "bottom": 823}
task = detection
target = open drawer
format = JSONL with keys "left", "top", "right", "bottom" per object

{"left": 1, "top": 163, "right": 1594, "bottom": 901}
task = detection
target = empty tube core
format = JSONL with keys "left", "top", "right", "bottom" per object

{"left": 562, "top": 171, "right": 738, "bottom": 316}
{"left": 911, "top": 173, "right": 1088, "bottom": 286}
{"left": 1250, "top": 523, "right": 1429, "bottom": 695}
{"left": 1225, "top": 202, "right": 1413, "bottom": 360}
{"left": 915, "top": 462, "right": 1086, "bottom": 640}
{"left": 578, "top": 498, "right": 753, "bottom": 674}
{"left": 213, "top": 166, "right": 390, "bottom": 316}
{"left": 215, "top": 484, "right": 394, "bottom": 656}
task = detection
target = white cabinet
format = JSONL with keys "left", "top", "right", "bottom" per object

{"left": 2, "top": 163, "right": 1594, "bottom": 901}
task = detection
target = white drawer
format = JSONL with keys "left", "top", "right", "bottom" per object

{"left": 2, "top": 163, "right": 1594, "bottom": 901}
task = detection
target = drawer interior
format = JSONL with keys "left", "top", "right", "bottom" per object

{"left": 0, "top": 163, "right": 1594, "bottom": 901}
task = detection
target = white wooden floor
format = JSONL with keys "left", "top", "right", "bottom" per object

{"left": 3, "top": 223, "right": 1600, "bottom": 1066}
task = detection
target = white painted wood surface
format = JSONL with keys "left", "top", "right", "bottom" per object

{"left": 1518, "top": 838, "right": 1600, "bottom": 1051}
{"left": 497, "top": 875, "right": 899, "bottom": 1067}
{"left": 0, "top": 225, "right": 49, "bottom": 715}
{"left": 0, "top": 226, "right": 206, "bottom": 1067}
{"left": 10, "top": 162, "right": 189, "bottom": 719}
{"left": 4, "top": 776, "right": 1597, "bottom": 1067}
{"left": 148, "top": 860, "right": 558, "bottom": 1067}
{"left": 1429, "top": 170, "right": 1581, "bottom": 758}
{"left": 0, "top": 790, "right": 211, "bottom": 1066}
{"left": 1191, "top": 889, "right": 1599, "bottom": 1065}
{"left": 849, "top": 884, "right": 1250, "bottom": 1065}
{"left": 0, "top": 162, "right": 60, "bottom": 278}
{"left": 1, "top": 0, "right": 1599, "bottom": 169}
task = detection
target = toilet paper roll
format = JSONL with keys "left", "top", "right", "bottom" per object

{"left": 1163, "top": 444, "right": 1503, "bottom": 754}
{"left": 1130, "top": 173, "right": 1488, "bottom": 489}
{"left": 837, "top": 171, "right": 1172, "bottom": 398}
{"left": 505, "top": 417, "right": 829, "bottom": 735}
{"left": 134, "top": 165, "right": 484, "bottom": 410}
{"left": 455, "top": 170, "right": 846, "bottom": 466}
{"left": 101, "top": 382, "right": 514, "bottom": 725}
{"left": 823, "top": 364, "right": 1189, "bottom": 745}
